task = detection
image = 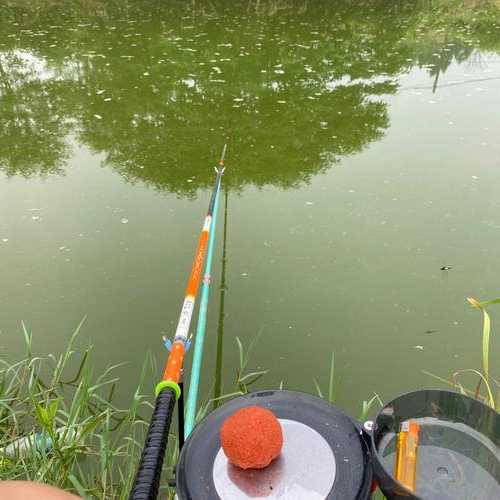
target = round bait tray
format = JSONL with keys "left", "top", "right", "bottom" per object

{"left": 176, "top": 390, "right": 372, "bottom": 499}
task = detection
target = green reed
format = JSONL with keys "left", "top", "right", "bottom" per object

{"left": 0, "top": 320, "right": 178, "bottom": 499}
{"left": 424, "top": 296, "right": 500, "bottom": 411}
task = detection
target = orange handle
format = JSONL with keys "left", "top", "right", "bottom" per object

{"left": 162, "top": 342, "right": 185, "bottom": 383}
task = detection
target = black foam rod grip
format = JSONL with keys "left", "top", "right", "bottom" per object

{"left": 129, "top": 387, "right": 176, "bottom": 500}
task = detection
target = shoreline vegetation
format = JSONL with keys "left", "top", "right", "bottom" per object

{"left": 1, "top": 295, "right": 498, "bottom": 498}
{"left": 0, "top": 321, "right": 176, "bottom": 499}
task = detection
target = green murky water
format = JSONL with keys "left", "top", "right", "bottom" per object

{"left": 1, "top": 0, "right": 500, "bottom": 415}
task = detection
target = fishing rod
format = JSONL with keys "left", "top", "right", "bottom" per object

{"left": 184, "top": 178, "right": 224, "bottom": 437}
{"left": 129, "top": 146, "right": 226, "bottom": 500}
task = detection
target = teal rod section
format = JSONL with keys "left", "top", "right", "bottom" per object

{"left": 184, "top": 180, "right": 222, "bottom": 438}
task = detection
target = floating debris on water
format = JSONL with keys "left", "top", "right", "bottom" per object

{"left": 182, "top": 78, "right": 195, "bottom": 88}
{"left": 440, "top": 266, "right": 452, "bottom": 271}
{"left": 121, "top": 218, "right": 129, "bottom": 224}
{"left": 414, "top": 345, "right": 424, "bottom": 350}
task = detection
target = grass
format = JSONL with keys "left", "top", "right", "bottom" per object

{"left": 0, "top": 320, "right": 178, "bottom": 499}
{"left": 313, "top": 350, "right": 384, "bottom": 421}
{"left": 424, "top": 296, "right": 500, "bottom": 411}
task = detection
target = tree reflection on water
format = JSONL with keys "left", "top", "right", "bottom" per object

{"left": 0, "top": 0, "right": 499, "bottom": 194}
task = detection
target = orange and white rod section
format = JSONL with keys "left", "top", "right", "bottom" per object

{"left": 162, "top": 148, "right": 226, "bottom": 385}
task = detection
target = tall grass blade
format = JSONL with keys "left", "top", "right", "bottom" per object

{"left": 313, "top": 378, "right": 323, "bottom": 399}
{"left": 0, "top": 326, "right": 178, "bottom": 498}
{"left": 467, "top": 297, "right": 491, "bottom": 382}
{"left": 359, "top": 393, "right": 383, "bottom": 421}
{"left": 68, "top": 474, "right": 86, "bottom": 497}
{"left": 328, "top": 352, "right": 335, "bottom": 403}
{"left": 481, "top": 308, "right": 490, "bottom": 380}
{"left": 235, "top": 337, "right": 244, "bottom": 372}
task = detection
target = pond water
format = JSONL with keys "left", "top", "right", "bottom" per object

{"left": 1, "top": 0, "right": 500, "bottom": 417}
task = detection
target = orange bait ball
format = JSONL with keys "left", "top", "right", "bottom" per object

{"left": 220, "top": 406, "right": 283, "bottom": 470}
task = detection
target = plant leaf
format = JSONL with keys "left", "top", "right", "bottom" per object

{"left": 238, "top": 370, "right": 268, "bottom": 384}
{"left": 359, "top": 393, "right": 383, "bottom": 421}
{"left": 481, "top": 308, "right": 490, "bottom": 380}
{"left": 313, "top": 378, "right": 323, "bottom": 399}
{"left": 452, "top": 369, "right": 495, "bottom": 408}
{"left": 467, "top": 297, "right": 481, "bottom": 309}
{"left": 478, "top": 298, "right": 500, "bottom": 308}
{"left": 68, "top": 473, "right": 87, "bottom": 497}
{"left": 467, "top": 297, "right": 491, "bottom": 382}
{"left": 328, "top": 352, "right": 335, "bottom": 403}
{"left": 235, "top": 337, "right": 244, "bottom": 371}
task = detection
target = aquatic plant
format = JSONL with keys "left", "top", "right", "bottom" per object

{"left": 235, "top": 332, "right": 269, "bottom": 394}
{"left": 313, "top": 351, "right": 337, "bottom": 404}
{"left": 0, "top": 321, "right": 178, "bottom": 499}
{"left": 424, "top": 296, "right": 500, "bottom": 411}
{"left": 311, "top": 350, "right": 383, "bottom": 420}
{"left": 194, "top": 332, "right": 270, "bottom": 419}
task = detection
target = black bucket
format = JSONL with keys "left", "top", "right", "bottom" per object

{"left": 371, "top": 389, "right": 500, "bottom": 500}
